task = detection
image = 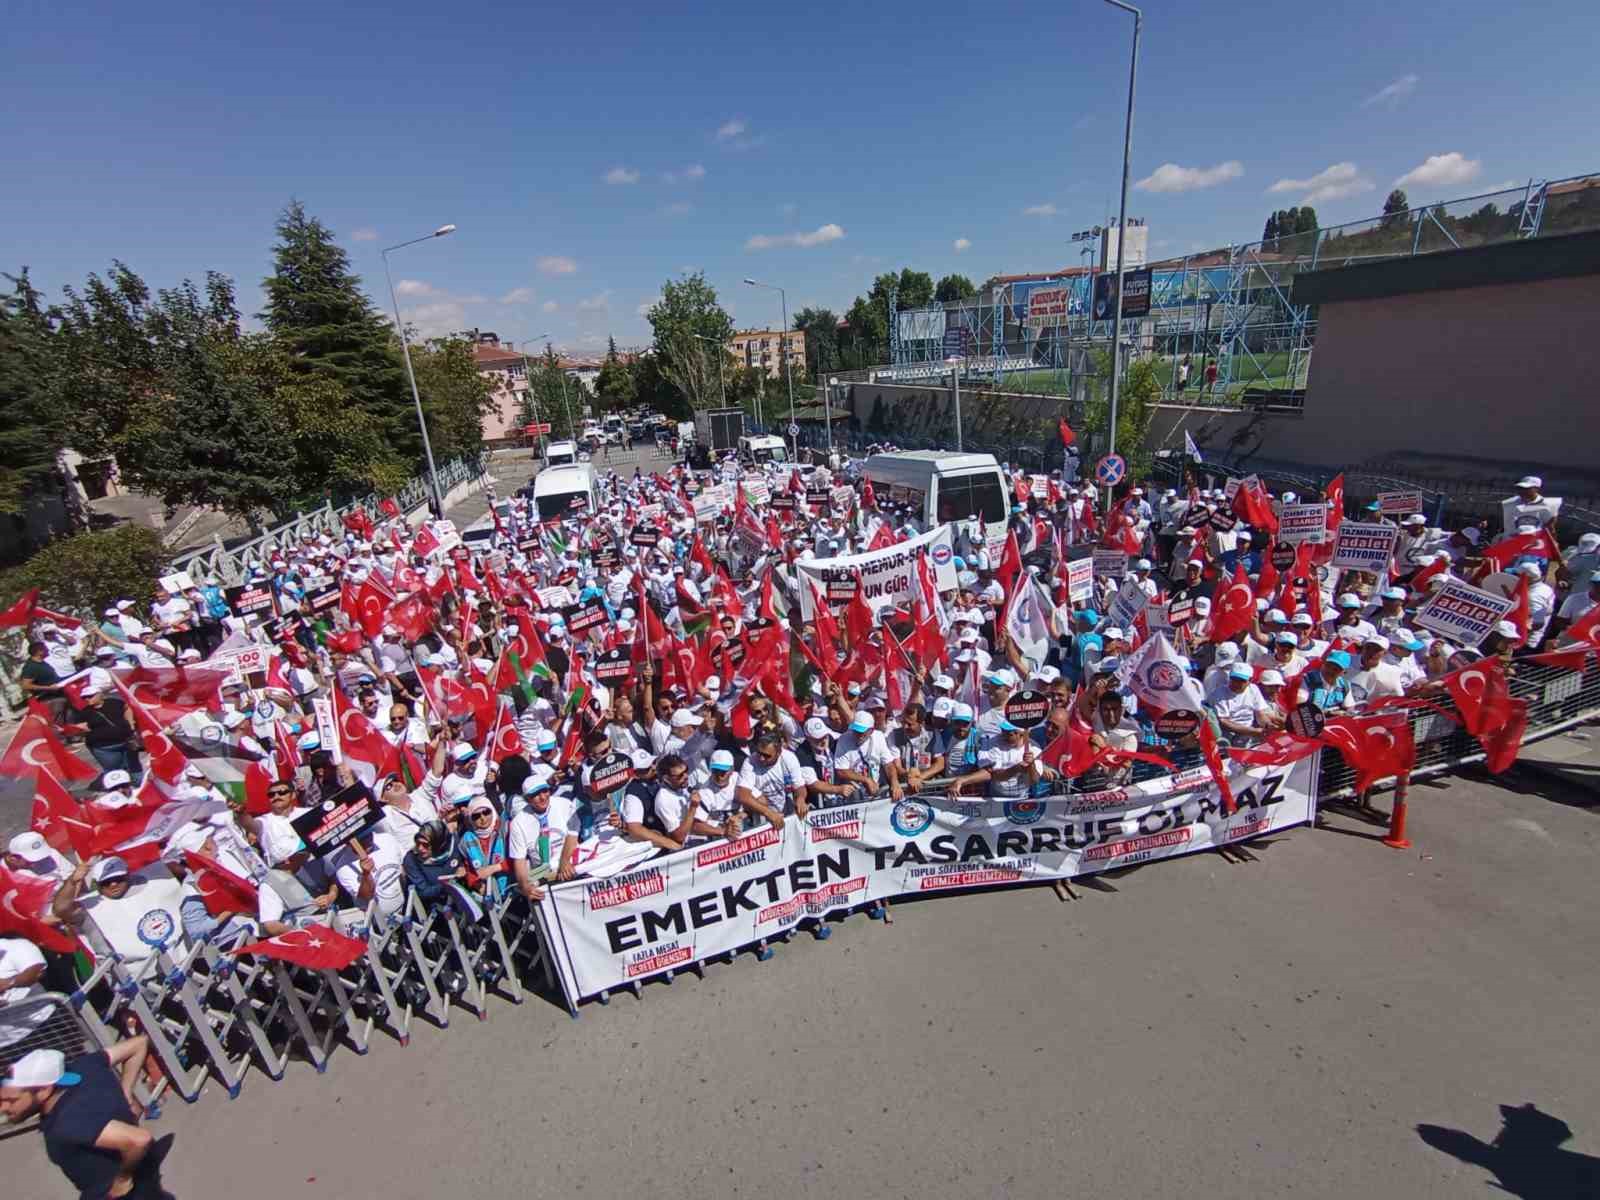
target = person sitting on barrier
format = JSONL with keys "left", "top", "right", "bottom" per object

{"left": 1206, "top": 663, "right": 1278, "bottom": 741}
{"left": 402, "top": 820, "right": 467, "bottom": 908}
{"left": 886, "top": 703, "right": 943, "bottom": 798}
{"left": 736, "top": 732, "right": 804, "bottom": 825}
{"left": 257, "top": 827, "right": 340, "bottom": 936}
{"left": 458, "top": 797, "right": 511, "bottom": 899}
{"left": 509, "top": 777, "right": 578, "bottom": 901}
{"left": 1, "top": 1040, "right": 171, "bottom": 1200}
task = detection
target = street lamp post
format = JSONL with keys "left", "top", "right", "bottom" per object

{"left": 945, "top": 357, "right": 964, "bottom": 452}
{"left": 1103, "top": 0, "right": 1141, "bottom": 482}
{"left": 825, "top": 376, "right": 837, "bottom": 454}
{"left": 382, "top": 224, "right": 456, "bottom": 516}
{"left": 691, "top": 333, "right": 728, "bottom": 409}
{"left": 743, "top": 278, "right": 796, "bottom": 457}
{"left": 511, "top": 331, "right": 551, "bottom": 455}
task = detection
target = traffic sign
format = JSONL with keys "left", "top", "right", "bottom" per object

{"left": 787, "top": 422, "right": 800, "bottom": 437}
{"left": 525, "top": 422, "right": 552, "bottom": 435}
{"left": 1094, "top": 454, "right": 1127, "bottom": 487}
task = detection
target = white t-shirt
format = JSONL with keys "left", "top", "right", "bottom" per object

{"left": 0, "top": 938, "right": 49, "bottom": 1047}
{"left": 695, "top": 777, "right": 741, "bottom": 825}
{"left": 1207, "top": 682, "right": 1269, "bottom": 728}
{"left": 508, "top": 795, "right": 578, "bottom": 871}
{"left": 1347, "top": 662, "right": 1405, "bottom": 705}
{"left": 737, "top": 749, "right": 805, "bottom": 816}
{"left": 977, "top": 742, "right": 1032, "bottom": 798}
{"left": 650, "top": 785, "right": 702, "bottom": 842}
{"left": 834, "top": 729, "right": 891, "bottom": 783}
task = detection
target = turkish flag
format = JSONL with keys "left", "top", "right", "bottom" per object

{"left": 1253, "top": 548, "right": 1279, "bottom": 603}
{"left": 1197, "top": 717, "right": 1236, "bottom": 815}
{"left": 1442, "top": 656, "right": 1513, "bottom": 740}
{"left": 867, "top": 522, "right": 895, "bottom": 552}
{"left": 1207, "top": 563, "right": 1257, "bottom": 644}
{"left": 1506, "top": 574, "right": 1530, "bottom": 644}
{"left": 1408, "top": 553, "right": 1450, "bottom": 594}
{"left": 1321, "top": 711, "right": 1415, "bottom": 794}
{"left": 1232, "top": 481, "right": 1279, "bottom": 536}
{"left": 108, "top": 675, "right": 187, "bottom": 784}
{"left": 325, "top": 627, "right": 365, "bottom": 654}
{"left": 0, "top": 588, "right": 40, "bottom": 629}
{"left": 996, "top": 529, "right": 1024, "bottom": 599}
{"left": 1478, "top": 527, "right": 1562, "bottom": 575}
{"left": 1057, "top": 419, "right": 1076, "bottom": 447}
{"left": 30, "top": 770, "right": 97, "bottom": 858}
{"left": 4, "top": 707, "right": 101, "bottom": 784}
{"left": 416, "top": 665, "right": 474, "bottom": 723}
{"left": 844, "top": 574, "right": 875, "bottom": 650}
{"left": 0, "top": 864, "right": 79, "bottom": 952}
{"left": 378, "top": 498, "right": 400, "bottom": 519}
{"left": 1323, "top": 473, "right": 1344, "bottom": 539}
{"left": 482, "top": 700, "right": 524, "bottom": 763}
{"left": 862, "top": 477, "right": 878, "bottom": 509}
{"left": 1040, "top": 715, "right": 1100, "bottom": 778}
{"left": 1482, "top": 697, "right": 1530, "bottom": 774}
{"left": 229, "top": 926, "right": 369, "bottom": 970}
{"left": 184, "top": 850, "right": 260, "bottom": 917}
{"left": 1227, "top": 729, "right": 1323, "bottom": 768}
{"left": 411, "top": 524, "right": 440, "bottom": 558}
{"left": 386, "top": 593, "right": 434, "bottom": 643}
{"left": 332, "top": 691, "right": 399, "bottom": 786}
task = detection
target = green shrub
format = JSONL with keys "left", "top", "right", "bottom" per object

{"left": 0, "top": 524, "right": 170, "bottom": 620}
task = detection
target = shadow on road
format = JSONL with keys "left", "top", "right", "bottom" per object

{"left": 1418, "top": 1102, "right": 1598, "bottom": 1198}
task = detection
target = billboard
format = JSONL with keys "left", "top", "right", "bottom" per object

{"left": 1092, "top": 268, "right": 1152, "bottom": 321}
{"left": 1023, "top": 287, "right": 1073, "bottom": 329}
{"left": 896, "top": 309, "right": 947, "bottom": 342}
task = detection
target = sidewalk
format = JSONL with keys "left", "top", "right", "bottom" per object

{"left": 1512, "top": 727, "right": 1600, "bottom": 799}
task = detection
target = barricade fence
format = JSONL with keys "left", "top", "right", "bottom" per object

{"left": 22, "top": 661, "right": 1599, "bottom": 1100}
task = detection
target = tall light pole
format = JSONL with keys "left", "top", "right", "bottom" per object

{"left": 945, "top": 357, "right": 964, "bottom": 452}
{"left": 551, "top": 347, "right": 577, "bottom": 440}
{"left": 382, "top": 223, "right": 455, "bottom": 516}
{"left": 1103, "top": 0, "right": 1141, "bottom": 478}
{"left": 825, "top": 375, "right": 837, "bottom": 454}
{"left": 691, "top": 333, "right": 728, "bottom": 409}
{"left": 510, "top": 331, "right": 551, "bottom": 454}
{"left": 744, "top": 278, "right": 796, "bottom": 456}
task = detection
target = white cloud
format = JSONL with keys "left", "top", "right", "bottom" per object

{"left": 716, "top": 119, "right": 746, "bottom": 140}
{"left": 350, "top": 227, "right": 378, "bottom": 242}
{"left": 603, "top": 166, "right": 640, "bottom": 185}
{"left": 1022, "top": 203, "right": 1058, "bottom": 217}
{"left": 576, "top": 291, "right": 611, "bottom": 312}
{"left": 399, "top": 301, "right": 468, "bottom": 338}
{"left": 541, "top": 300, "right": 558, "bottom": 314}
{"left": 394, "top": 278, "right": 434, "bottom": 297}
{"left": 1135, "top": 160, "right": 1243, "bottom": 193}
{"left": 744, "top": 223, "right": 845, "bottom": 251}
{"left": 1395, "top": 152, "right": 1482, "bottom": 191}
{"left": 661, "top": 201, "right": 693, "bottom": 217}
{"left": 499, "top": 287, "right": 535, "bottom": 305}
{"left": 537, "top": 256, "right": 578, "bottom": 275}
{"left": 1267, "top": 162, "right": 1375, "bottom": 204}
{"left": 636, "top": 297, "right": 660, "bottom": 317}
{"left": 1363, "top": 74, "right": 1419, "bottom": 108}
{"left": 953, "top": 237, "right": 971, "bottom": 253}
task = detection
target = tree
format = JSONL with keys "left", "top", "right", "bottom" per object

{"left": 629, "top": 353, "right": 685, "bottom": 420}
{"left": 791, "top": 306, "right": 839, "bottom": 377}
{"left": 406, "top": 336, "right": 495, "bottom": 464}
{"left": 0, "top": 272, "right": 64, "bottom": 518}
{"left": 0, "top": 525, "right": 169, "bottom": 618}
{"left": 934, "top": 274, "right": 977, "bottom": 303}
{"left": 522, "top": 346, "right": 579, "bottom": 437}
{"left": 1294, "top": 207, "right": 1319, "bottom": 234}
{"left": 1381, "top": 189, "right": 1410, "bottom": 230}
{"left": 645, "top": 272, "right": 734, "bottom": 412}
{"left": 1082, "top": 351, "right": 1160, "bottom": 480}
{"left": 595, "top": 338, "right": 637, "bottom": 412}
{"left": 259, "top": 200, "right": 415, "bottom": 465}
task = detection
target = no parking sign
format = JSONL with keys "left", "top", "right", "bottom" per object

{"left": 1095, "top": 454, "right": 1126, "bottom": 487}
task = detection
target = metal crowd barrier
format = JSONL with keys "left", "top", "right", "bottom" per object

{"left": 0, "top": 991, "right": 160, "bottom": 1130}
{"left": 1318, "top": 657, "right": 1600, "bottom": 799}
{"left": 30, "top": 656, "right": 1596, "bottom": 1103}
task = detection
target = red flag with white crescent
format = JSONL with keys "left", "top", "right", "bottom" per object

{"left": 1320, "top": 710, "right": 1415, "bottom": 794}
{"left": 3, "top": 707, "right": 100, "bottom": 784}
{"left": 229, "top": 926, "right": 369, "bottom": 970}
{"left": 184, "top": 850, "right": 260, "bottom": 917}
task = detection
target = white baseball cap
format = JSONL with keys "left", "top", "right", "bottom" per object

{"left": 101, "top": 769, "right": 132, "bottom": 789}
{"left": 4, "top": 1049, "right": 82, "bottom": 1089}
{"left": 6, "top": 831, "right": 52, "bottom": 862}
{"left": 670, "top": 708, "right": 703, "bottom": 727}
{"left": 1516, "top": 475, "right": 1542, "bottom": 489}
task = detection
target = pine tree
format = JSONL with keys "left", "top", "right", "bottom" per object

{"left": 260, "top": 201, "right": 413, "bottom": 468}
{"left": 0, "top": 271, "right": 65, "bottom": 519}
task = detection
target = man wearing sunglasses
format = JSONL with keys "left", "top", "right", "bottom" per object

{"left": 735, "top": 733, "right": 805, "bottom": 826}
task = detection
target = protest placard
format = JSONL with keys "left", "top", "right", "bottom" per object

{"left": 1277, "top": 502, "right": 1327, "bottom": 545}
{"left": 1377, "top": 491, "right": 1423, "bottom": 515}
{"left": 291, "top": 784, "right": 383, "bottom": 857}
{"left": 225, "top": 583, "right": 277, "bottom": 618}
{"left": 1414, "top": 578, "right": 1516, "bottom": 648}
{"left": 796, "top": 525, "right": 957, "bottom": 619}
{"left": 1092, "top": 549, "right": 1128, "bottom": 582}
{"left": 1067, "top": 557, "right": 1095, "bottom": 604}
{"left": 1329, "top": 522, "right": 1400, "bottom": 573}
{"left": 1106, "top": 577, "right": 1151, "bottom": 632}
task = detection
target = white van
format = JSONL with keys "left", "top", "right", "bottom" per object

{"left": 739, "top": 434, "right": 788, "bottom": 464}
{"left": 531, "top": 463, "right": 598, "bottom": 522}
{"left": 544, "top": 439, "right": 578, "bottom": 468}
{"left": 861, "top": 451, "right": 1009, "bottom": 532}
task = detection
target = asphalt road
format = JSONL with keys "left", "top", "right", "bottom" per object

{"left": 6, "top": 760, "right": 1597, "bottom": 1199}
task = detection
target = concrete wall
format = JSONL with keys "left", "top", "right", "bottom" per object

{"left": 1148, "top": 271, "right": 1600, "bottom": 501}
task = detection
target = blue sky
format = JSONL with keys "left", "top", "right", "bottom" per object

{"left": 5, "top": 0, "right": 1597, "bottom": 352}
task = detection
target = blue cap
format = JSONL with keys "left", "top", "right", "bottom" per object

{"left": 709, "top": 749, "right": 736, "bottom": 771}
{"left": 1325, "top": 650, "right": 1352, "bottom": 670}
{"left": 848, "top": 713, "right": 873, "bottom": 733}
{"left": 1074, "top": 609, "right": 1100, "bottom": 624}
{"left": 997, "top": 717, "right": 1020, "bottom": 732}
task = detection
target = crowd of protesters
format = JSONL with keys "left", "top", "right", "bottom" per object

{"left": 4, "top": 444, "right": 1600, "bottom": 1173}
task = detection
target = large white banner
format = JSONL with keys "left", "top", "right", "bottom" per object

{"left": 897, "top": 309, "right": 947, "bottom": 342}
{"left": 537, "top": 755, "right": 1319, "bottom": 1003}
{"left": 795, "top": 524, "right": 956, "bottom": 618}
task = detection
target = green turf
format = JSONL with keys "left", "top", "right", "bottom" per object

{"left": 989, "top": 351, "right": 1309, "bottom": 402}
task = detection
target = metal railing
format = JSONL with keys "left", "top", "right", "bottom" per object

{"left": 168, "top": 454, "right": 488, "bottom": 585}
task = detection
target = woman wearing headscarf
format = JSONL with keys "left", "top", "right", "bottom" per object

{"left": 402, "top": 820, "right": 465, "bottom": 908}
{"left": 458, "top": 796, "right": 511, "bottom": 899}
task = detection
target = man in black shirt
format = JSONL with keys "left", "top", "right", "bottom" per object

{"left": 1, "top": 1036, "right": 175, "bottom": 1198}
{"left": 20, "top": 641, "right": 66, "bottom": 721}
